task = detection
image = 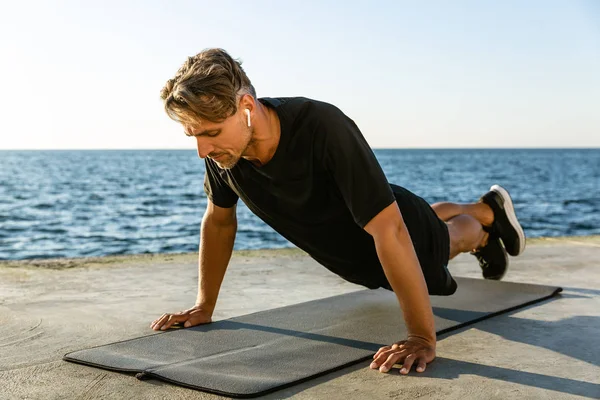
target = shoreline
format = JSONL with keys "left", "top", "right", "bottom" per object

{"left": 1, "top": 235, "right": 599, "bottom": 270}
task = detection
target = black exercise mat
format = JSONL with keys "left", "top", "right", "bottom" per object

{"left": 64, "top": 277, "right": 561, "bottom": 398}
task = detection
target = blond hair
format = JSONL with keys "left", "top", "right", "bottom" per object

{"left": 160, "top": 48, "right": 256, "bottom": 125}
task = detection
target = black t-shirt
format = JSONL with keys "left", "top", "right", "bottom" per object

{"left": 204, "top": 97, "right": 397, "bottom": 288}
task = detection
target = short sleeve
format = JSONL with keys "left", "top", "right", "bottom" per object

{"left": 320, "top": 103, "right": 396, "bottom": 228}
{"left": 203, "top": 158, "right": 239, "bottom": 208}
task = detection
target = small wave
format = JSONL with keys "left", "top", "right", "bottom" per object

{"left": 158, "top": 244, "right": 188, "bottom": 252}
{"left": 71, "top": 234, "right": 112, "bottom": 241}
{"left": 568, "top": 222, "right": 599, "bottom": 230}
{"left": 32, "top": 203, "right": 54, "bottom": 210}
{"left": 0, "top": 214, "right": 35, "bottom": 222}
{"left": 2, "top": 226, "right": 27, "bottom": 232}
{"left": 141, "top": 199, "right": 169, "bottom": 206}
{"left": 134, "top": 210, "right": 170, "bottom": 217}
{"left": 36, "top": 228, "right": 69, "bottom": 234}
{"left": 161, "top": 184, "right": 178, "bottom": 190}
{"left": 563, "top": 199, "right": 598, "bottom": 206}
{"left": 21, "top": 253, "right": 69, "bottom": 260}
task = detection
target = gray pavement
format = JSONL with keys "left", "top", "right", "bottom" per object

{"left": 1, "top": 236, "right": 599, "bottom": 399}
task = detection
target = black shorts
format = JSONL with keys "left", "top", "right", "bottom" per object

{"left": 380, "top": 184, "right": 457, "bottom": 296}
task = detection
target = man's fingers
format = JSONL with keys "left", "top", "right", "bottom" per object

{"left": 150, "top": 314, "right": 168, "bottom": 328}
{"left": 371, "top": 349, "right": 393, "bottom": 367}
{"left": 150, "top": 308, "right": 213, "bottom": 331}
{"left": 372, "top": 347, "right": 388, "bottom": 361}
{"left": 379, "top": 351, "right": 406, "bottom": 373}
{"left": 371, "top": 348, "right": 409, "bottom": 371}
{"left": 160, "top": 314, "right": 187, "bottom": 330}
{"left": 373, "top": 345, "right": 391, "bottom": 359}
{"left": 151, "top": 315, "right": 170, "bottom": 330}
{"left": 416, "top": 359, "right": 427, "bottom": 373}
{"left": 371, "top": 351, "right": 425, "bottom": 374}
{"left": 151, "top": 314, "right": 189, "bottom": 331}
{"left": 373, "top": 340, "right": 409, "bottom": 360}
{"left": 399, "top": 353, "right": 418, "bottom": 374}
{"left": 369, "top": 339, "right": 435, "bottom": 374}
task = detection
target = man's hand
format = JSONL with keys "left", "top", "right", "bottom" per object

{"left": 369, "top": 336, "right": 436, "bottom": 374}
{"left": 150, "top": 306, "right": 212, "bottom": 331}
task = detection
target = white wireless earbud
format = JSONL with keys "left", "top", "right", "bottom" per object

{"left": 245, "top": 109, "right": 251, "bottom": 127}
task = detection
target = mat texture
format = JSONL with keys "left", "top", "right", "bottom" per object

{"left": 64, "top": 277, "right": 561, "bottom": 398}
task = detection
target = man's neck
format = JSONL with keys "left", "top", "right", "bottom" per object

{"left": 242, "top": 102, "right": 281, "bottom": 167}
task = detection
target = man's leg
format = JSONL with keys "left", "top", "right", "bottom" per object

{"left": 444, "top": 214, "right": 486, "bottom": 260}
{"left": 431, "top": 202, "right": 494, "bottom": 226}
{"left": 431, "top": 202, "right": 495, "bottom": 260}
{"left": 431, "top": 185, "right": 525, "bottom": 281}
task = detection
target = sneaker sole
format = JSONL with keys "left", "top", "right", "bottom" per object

{"left": 490, "top": 184, "right": 526, "bottom": 256}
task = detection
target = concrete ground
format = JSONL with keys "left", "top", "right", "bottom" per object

{"left": 1, "top": 236, "right": 599, "bottom": 399}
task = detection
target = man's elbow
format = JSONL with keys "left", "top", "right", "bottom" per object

{"left": 364, "top": 202, "right": 405, "bottom": 241}
{"left": 203, "top": 201, "right": 237, "bottom": 227}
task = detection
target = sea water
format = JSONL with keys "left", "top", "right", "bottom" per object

{"left": 0, "top": 149, "right": 598, "bottom": 260}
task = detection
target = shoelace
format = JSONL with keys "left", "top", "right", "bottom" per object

{"left": 471, "top": 250, "right": 490, "bottom": 269}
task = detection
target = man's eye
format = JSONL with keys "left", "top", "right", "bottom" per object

{"left": 186, "top": 130, "right": 220, "bottom": 138}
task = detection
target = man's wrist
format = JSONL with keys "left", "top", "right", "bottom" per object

{"left": 407, "top": 333, "right": 436, "bottom": 348}
{"left": 193, "top": 301, "right": 215, "bottom": 314}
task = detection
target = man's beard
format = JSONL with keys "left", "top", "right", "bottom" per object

{"left": 215, "top": 126, "right": 253, "bottom": 170}
{"left": 214, "top": 154, "right": 238, "bottom": 170}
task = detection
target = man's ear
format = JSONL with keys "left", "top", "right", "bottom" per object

{"left": 239, "top": 93, "right": 255, "bottom": 114}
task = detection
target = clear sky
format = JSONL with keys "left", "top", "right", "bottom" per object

{"left": 1, "top": 0, "right": 598, "bottom": 150}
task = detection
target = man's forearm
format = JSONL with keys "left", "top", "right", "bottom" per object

{"left": 195, "top": 216, "right": 237, "bottom": 313}
{"left": 374, "top": 224, "right": 436, "bottom": 344}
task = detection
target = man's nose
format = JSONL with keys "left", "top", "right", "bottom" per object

{"left": 196, "top": 138, "right": 214, "bottom": 159}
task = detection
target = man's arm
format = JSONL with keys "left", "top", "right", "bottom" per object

{"left": 364, "top": 201, "right": 436, "bottom": 374}
{"left": 150, "top": 200, "right": 237, "bottom": 330}
{"left": 195, "top": 201, "right": 237, "bottom": 312}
